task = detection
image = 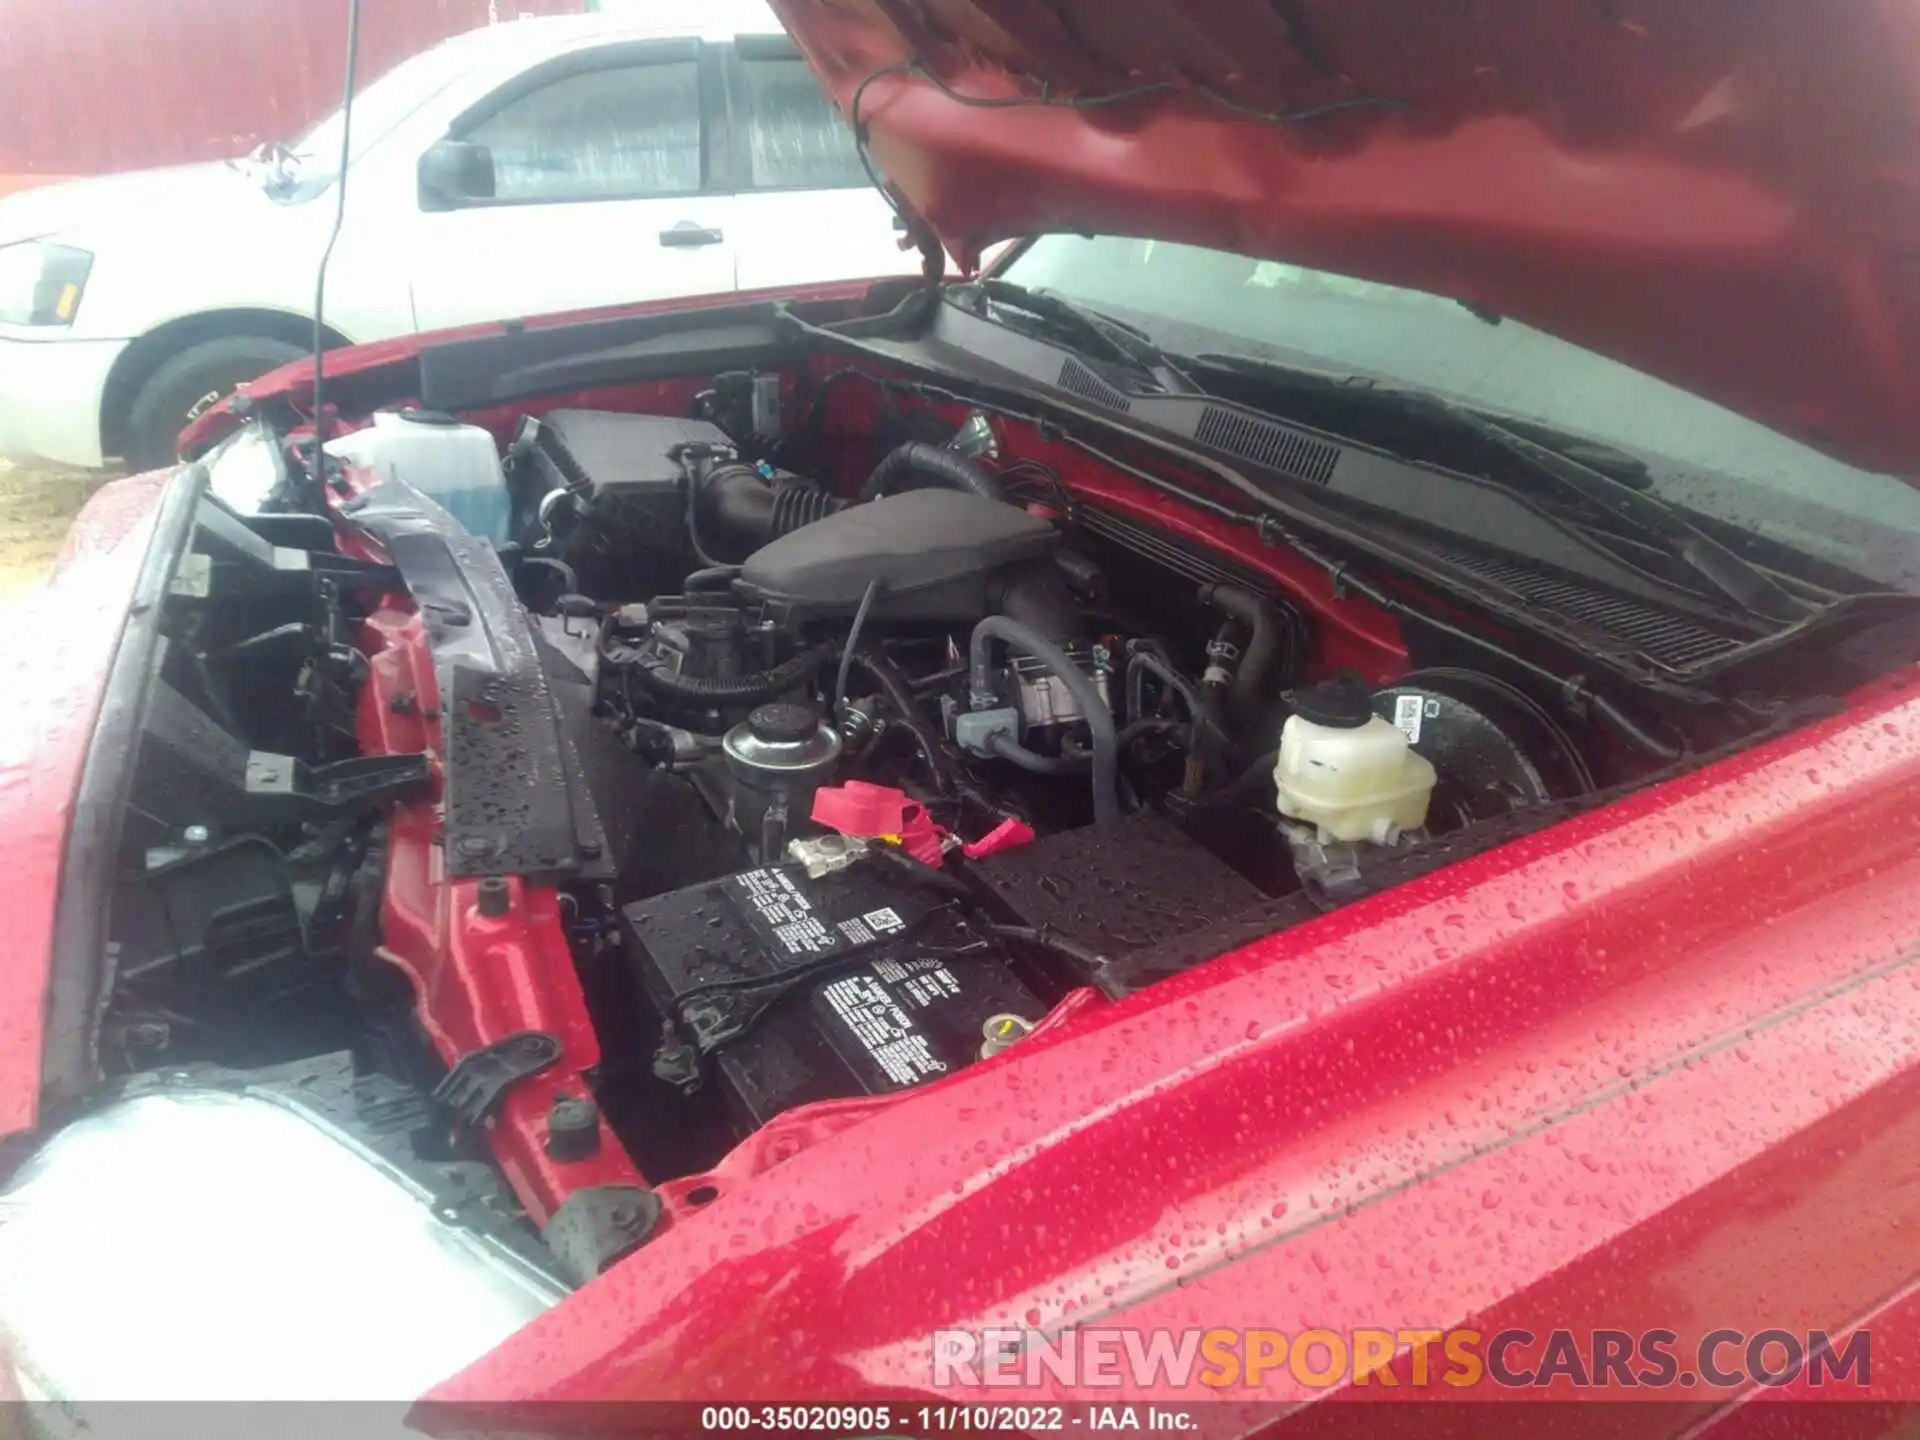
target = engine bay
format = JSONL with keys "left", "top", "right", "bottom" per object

{"left": 82, "top": 328, "right": 1896, "bottom": 1273}
{"left": 419, "top": 396, "right": 1636, "bottom": 1177}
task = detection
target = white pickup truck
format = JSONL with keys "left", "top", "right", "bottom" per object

{"left": 0, "top": 0, "right": 913, "bottom": 471}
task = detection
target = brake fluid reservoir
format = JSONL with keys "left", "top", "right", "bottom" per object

{"left": 1273, "top": 673, "right": 1437, "bottom": 843}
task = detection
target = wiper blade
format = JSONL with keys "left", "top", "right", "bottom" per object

{"left": 1444, "top": 407, "right": 1810, "bottom": 621}
{"left": 964, "top": 279, "right": 1203, "bottom": 395}
{"left": 1190, "top": 351, "right": 1651, "bottom": 483}
{"left": 1187, "top": 350, "right": 1810, "bottom": 622}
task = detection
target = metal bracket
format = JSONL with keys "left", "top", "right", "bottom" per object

{"left": 244, "top": 751, "right": 432, "bottom": 817}
{"left": 182, "top": 502, "right": 401, "bottom": 599}
{"left": 431, "top": 1031, "right": 562, "bottom": 1127}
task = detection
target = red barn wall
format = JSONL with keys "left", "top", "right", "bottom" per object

{"left": 0, "top": 0, "right": 583, "bottom": 191}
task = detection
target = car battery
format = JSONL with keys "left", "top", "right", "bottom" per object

{"left": 621, "top": 861, "right": 1046, "bottom": 1128}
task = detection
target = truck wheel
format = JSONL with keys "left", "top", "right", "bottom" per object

{"left": 122, "top": 336, "right": 308, "bottom": 472}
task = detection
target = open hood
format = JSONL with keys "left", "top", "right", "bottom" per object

{"left": 771, "top": 0, "right": 1920, "bottom": 477}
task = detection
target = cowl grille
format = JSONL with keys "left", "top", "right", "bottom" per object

{"left": 1417, "top": 543, "right": 1746, "bottom": 668}
{"left": 1055, "top": 357, "right": 1132, "bottom": 412}
{"left": 1193, "top": 405, "right": 1342, "bottom": 485}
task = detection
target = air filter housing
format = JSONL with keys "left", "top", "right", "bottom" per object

{"left": 512, "top": 410, "right": 732, "bottom": 591}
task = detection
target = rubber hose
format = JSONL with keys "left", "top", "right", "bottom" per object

{"left": 853, "top": 651, "right": 954, "bottom": 793}
{"left": 758, "top": 805, "right": 786, "bottom": 866}
{"left": 518, "top": 555, "right": 580, "bottom": 594}
{"left": 970, "top": 615, "right": 1120, "bottom": 826}
{"left": 629, "top": 642, "right": 835, "bottom": 706}
{"left": 989, "top": 732, "right": 1089, "bottom": 774}
{"left": 1591, "top": 692, "right": 1684, "bottom": 762}
{"left": 859, "top": 441, "right": 1007, "bottom": 504}
{"left": 1196, "top": 748, "right": 1280, "bottom": 808}
{"left": 1125, "top": 650, "right": 1205, "bottom": 724}
{"left": 1198, "top": 582, "right": 1281, "bottom": 711}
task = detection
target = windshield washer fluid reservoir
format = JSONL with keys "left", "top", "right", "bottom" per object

{"left": 326, "top": 410, "right": 509, "bottom": 543}
{"left": 1273, "top": 674, "right": 1437, "bottom": 843}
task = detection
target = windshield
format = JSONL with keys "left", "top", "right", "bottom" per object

{"left": 1001, "top": 235, "right": 1920, "bottom": 590}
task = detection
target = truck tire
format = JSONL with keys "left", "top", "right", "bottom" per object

{"left": 122, "top": 335, "right": 308, "bottom": 472}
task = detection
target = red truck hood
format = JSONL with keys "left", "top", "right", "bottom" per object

{"left": 0, "top": 471, "right": 174, "bottom": 1136}
{"left": 771, "top": 0, "right": 1920, "bottom": 477}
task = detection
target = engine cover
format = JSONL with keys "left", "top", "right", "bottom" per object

{"left": 737, "top": 490, "right": 1056, "bottom": 623}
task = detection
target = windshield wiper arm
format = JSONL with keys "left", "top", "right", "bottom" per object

{"left": 1187, "top": 350, "right": 1810, "bottom": 622}
{"left": 1435, "top": 404, "right": 1809, "bottom": 622}
{"left": 966, "top": 279, "right": 1203, "bottom": 395}
{"left": 1191, "top": 351, "right": 1654, "bottom": 482}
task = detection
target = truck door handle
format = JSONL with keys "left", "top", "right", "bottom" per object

{"left": 659, "top": 222, "right": 724, "bottom": 248}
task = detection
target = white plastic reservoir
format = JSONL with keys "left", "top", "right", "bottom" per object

{"left": 1273, "top": 709, "right": 1438, "bottom": 844}
{"left": 326, "top": 410, "right": 510, "bottom": 543}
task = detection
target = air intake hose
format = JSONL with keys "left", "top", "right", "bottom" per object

{"left": 859, "top": 441, "right": 1007, "bottom": 505}
{"left": 694, "top": 461, "right": 844, "bottom": 562}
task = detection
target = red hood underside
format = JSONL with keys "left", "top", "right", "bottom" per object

{"left": 773, "top": 0, "right": 1920, "bottom": 477}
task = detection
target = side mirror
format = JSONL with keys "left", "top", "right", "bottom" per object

{"left": 418, "top": 140, "right": 496, "bottom": 211}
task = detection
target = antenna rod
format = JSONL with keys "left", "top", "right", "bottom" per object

{"left": 309, "top": 0, "right": 363, "bottom": 486}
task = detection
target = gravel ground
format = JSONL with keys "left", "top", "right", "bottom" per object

{"left": 0, "top": 459, "right": 114, "bottom": 598}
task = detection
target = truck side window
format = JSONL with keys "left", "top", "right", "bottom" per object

{"left": 732, "top": 56, "right": 864, "bottom": 191}
{"left": 462, "top": 61, "right": 703, "bottom": 202}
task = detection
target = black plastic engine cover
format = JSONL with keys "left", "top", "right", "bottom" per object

{"left": 971, "top": 812, "right": 1267, "bottom": 972}
{"left": 738, "top": 490, "right": 1057, "bottom": 622}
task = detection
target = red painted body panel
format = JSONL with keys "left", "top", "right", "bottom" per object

{"left": 428, "top": 674, "right": 1920, "bottom": 1413}
{"left": 353, "top": 605, "right": 645, "bottom": 1224}
{"left": 0, "top": 0, "right": 579, "bottom": 180}
{"left": 0, "top": 471, "right": 173, "bottom": 1135}
{"left": 774, "top": 0, "right": 1920, "bottom": 476}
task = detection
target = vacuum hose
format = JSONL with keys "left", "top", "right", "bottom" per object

{"left": 969, "top": 615, "right": 1120, "bottom": 827}
{"left": 860, "top": 442, "right": 1008, "bottom": 505}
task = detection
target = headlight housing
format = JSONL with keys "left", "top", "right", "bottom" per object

{"left": 0, "top": 240, "right": 93, "bottom": 327}
{"left": 0, "top": 1083, "right": 562, "bottom": 1406}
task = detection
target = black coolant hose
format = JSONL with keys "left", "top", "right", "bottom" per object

{"left": 628, "top": 642, "right": 836, "bottom": 706}
{"left": 1198, "top": 582, "right": 1282, "bottom": 712}
{"left": 969, "top": 615, "right": 1120, "bottom": 826}
{"left": 859, "top": 441, "right": 1008, "bottom": 505}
